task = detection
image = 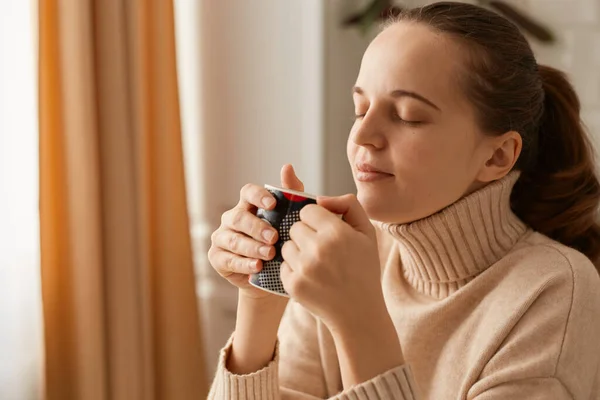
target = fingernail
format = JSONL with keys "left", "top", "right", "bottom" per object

{"left": 262, "top": 197, "right": 276, "bottom": 208}
{"left": 262, "top": 229, "right": 275, "bottom": 242}
{"left": 249, "top": 260, "right": 260, "bottom": 272}
{"left": 259, "top": 246, "right": 271, "bottom": 258}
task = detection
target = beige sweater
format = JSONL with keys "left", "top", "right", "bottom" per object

{"left": 209, "top": 172, "right": 600, "bottom": 399}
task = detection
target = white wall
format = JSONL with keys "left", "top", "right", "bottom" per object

{"left": 197, "top": 1, "right": 324, "bottom": 210}
{"left": 322, "top": 0, "right": 375, "bottom": 196}
{"left": 175, "top": 0, "right": 325, "bottom": 378}
{"left": 525, "top": 0, "right": 600, "bottom": 140}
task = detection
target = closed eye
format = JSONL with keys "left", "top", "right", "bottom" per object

{"left": 395, "top": 116, "right": 424, "bottom": 127}
{"left": 354, "top": 113, "right": 424, "bottom": 127}
{"left": 354, "top": 114, "right": 425, "bottom": 127}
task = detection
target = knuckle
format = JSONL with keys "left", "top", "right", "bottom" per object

{"left": 225, "top": 254, "right": 236, "bottom": 272}
{"left": 231, "top": 208, "right": 244, "bottom": 227}
{"left": 288, "top": 277, "right": 305, "bottom": 296}
{"left": 207, "top": 247, "right": 215, "bottom": 263}
{"left": 236, "top": 257, "right": 246, "bottom": 272}
{"left": 241, "top": 183, "right": 259, "bottom": 204}
{"left": 228, "top": 232, "right": 240, "bottom": 252}
{"left": 312, "top": 243, "right": 324, "bottom": 258}
{"left": 212, "top": 251, "right": 231, "bottom": 276}
{"left": 255, "top": 243, "right": 267, "bottom": 259}
{"left": 311, "top": 248, "right": 326, "bottom": 265}
{"left": 254, "top": 218, "right": 267, "bottom": 238}
{"left": 240, "top": 183, "right": 253, "bottom": 198}
{"left": 321, "top": 227, "right": 338, "bottom": 243}
{"left": 221, "top": 209, "right": 232, "bottom": 226}
{"left": 210, "top": 229, "right": 219, "bottom": 244}
{"left": 329, "top": 230, "right": 342, "bottom": 244}
{"left": 302, "top": 256, "right": 316, "bottom": 273}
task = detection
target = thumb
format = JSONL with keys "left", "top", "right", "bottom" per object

{"left": 317, "top": 194, "right": 373, "bottom": 236}
{"left": 280, "top": 164, "right": 304, "bottom": 192}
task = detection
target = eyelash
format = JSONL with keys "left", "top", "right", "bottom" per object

{"left": 353, "top": 114, "right": 423, "bottom": 127}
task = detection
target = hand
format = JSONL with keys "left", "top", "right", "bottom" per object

{"left": 208, "top": 164, "right": 305, "bottom": 300}
{"left": 279, "top": 193, "right": 386, "bottom": 332}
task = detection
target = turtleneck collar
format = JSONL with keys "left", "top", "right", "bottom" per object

{"left": 376, "top": 171, "right": 528, "bottom": 299}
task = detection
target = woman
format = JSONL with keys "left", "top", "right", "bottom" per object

{"left": 207, "top": 2, "right": 600, "bottom": 399}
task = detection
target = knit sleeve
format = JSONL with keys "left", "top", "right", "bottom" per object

{"left": 208, "top": 299, "right": 420, "bottom": 400}
{"left": 207, "top": 299, "right": 327, "bottom": 400}
{"left": 330, "top": 365, "right": 418, "bottom": 400}
{"left": 207, "top": 332, "right": 281, "bottom": 399}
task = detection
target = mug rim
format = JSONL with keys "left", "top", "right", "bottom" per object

{"left": 264, "top": 184, "right": 318, "bottom": 200}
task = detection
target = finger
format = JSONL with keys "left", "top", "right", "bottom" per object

{"left": 210, "top": 248, "right": 262, "bottom": 276}
{"left": 239, "top": 183, "right": 277, "bottom": 210}
{"left": 317, "top": 194, "right": 373, "bottom": 235}
{"left": 213, "top": 229, "right": 275, "bottom": 260}
{"left": 298, "top": 203, "right": 340, "bottom": 231}
{"left": 221, "top": 208, "right": 279, "bottom": 245}
{"left": 279, "top": 260, "right": 294, "bottom": 291}
{"left": 288, "top": 221, "right": 316, "bottom": 250}
{"left": 280, "top": 164, "right": 304, "bottom": 192}
{"left": 281, "top": 239, "right": 301, "bottom": 270}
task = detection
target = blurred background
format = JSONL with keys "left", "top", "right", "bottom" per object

{"left": 1, "top": 0, "right": 599, "bottom": 399}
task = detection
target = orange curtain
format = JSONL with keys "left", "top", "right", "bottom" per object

{"left": 38, "top": 0, "right": 207, "bottom": 399}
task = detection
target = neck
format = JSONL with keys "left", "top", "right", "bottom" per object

{"left": 377, "top": 172, "right": 528, "bottom": 299}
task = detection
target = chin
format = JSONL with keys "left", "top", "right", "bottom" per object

{"left": 357, "top": 189, "right": 417, "bottom": 224}
{"left": 356, "top": 189, "right": 411, "bottom": 224}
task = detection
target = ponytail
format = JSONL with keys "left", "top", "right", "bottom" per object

{"left": 511, "top": 65, "right": 600, "bottom": 266}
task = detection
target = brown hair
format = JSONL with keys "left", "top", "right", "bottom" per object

{"left": 389, "top": 2, "right": 600, "bottom": 267}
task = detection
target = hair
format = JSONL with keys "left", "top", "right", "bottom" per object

{"left": 387, "top": 2, "right": 600, "bottom": 267}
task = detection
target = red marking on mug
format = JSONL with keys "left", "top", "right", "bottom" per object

{"left": 283, "top": 192, "right": 308, "bottom": 202}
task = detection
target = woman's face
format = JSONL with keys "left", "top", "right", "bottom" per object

{"left": 348, "top": 22, "right": 497, "bottom": 224}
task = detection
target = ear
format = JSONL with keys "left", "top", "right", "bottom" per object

{"left": 476, "top": 131, "right": 522, "bottom": 183}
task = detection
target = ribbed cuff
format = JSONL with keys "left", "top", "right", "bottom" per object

{"left": 333, "top": 364, "right": 418, "bottom": 400}
{"left": 208, "top": 334, "right": 281, "bottom": 400}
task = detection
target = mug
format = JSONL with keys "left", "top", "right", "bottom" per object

{"left": 249, "top": 185, "right": 318, "bottom": 297}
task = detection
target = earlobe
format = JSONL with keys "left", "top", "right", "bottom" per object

{"left": 477, "top": 131, "right": 523, "bottom": 182}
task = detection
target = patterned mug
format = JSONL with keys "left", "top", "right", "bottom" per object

{"left": 249, "top": 185, "right": 318, "bottom": 297}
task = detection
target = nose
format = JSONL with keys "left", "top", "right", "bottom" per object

{"left": 350, "top": 111, "right": 386, "bottom": 150}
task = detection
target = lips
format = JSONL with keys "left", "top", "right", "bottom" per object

{"left": 355, "top": 162, "right": 392, "bottom": 175}
{"left": 354, "top": 162, "right": 394, "bottom": 182}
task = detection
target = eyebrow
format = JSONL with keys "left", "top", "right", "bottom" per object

{"left": 352, "top": 86, "right": 441, "bottom": 112}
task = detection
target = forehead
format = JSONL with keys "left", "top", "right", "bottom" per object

{"left": 356, "top": 22, "right": 466, "bottom": 106}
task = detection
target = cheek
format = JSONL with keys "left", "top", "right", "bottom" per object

{"left": 389, "top": 134, "right": 443, "bottom": 177}
{"left": 347, "top": 135, "right": 357, "bottom": 164}
{"left": 393, "top": 129, "right": 474, "bottom": 176}
{"left": 391, "top": 129, "right": 477, "bottom": 209}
